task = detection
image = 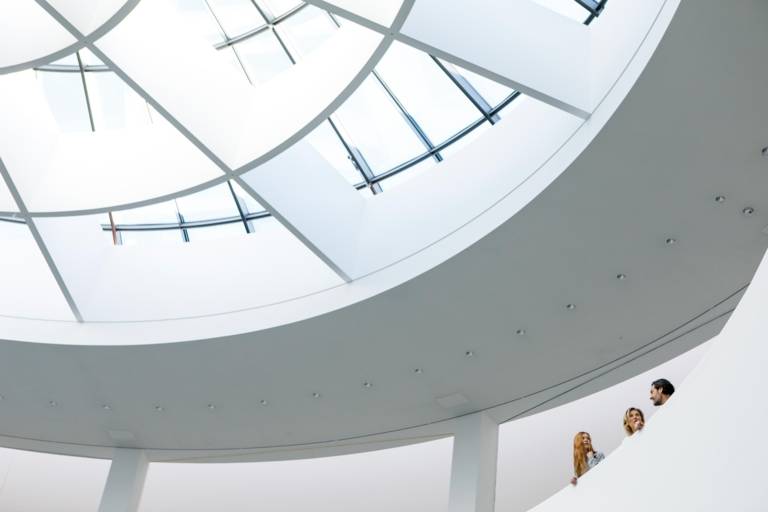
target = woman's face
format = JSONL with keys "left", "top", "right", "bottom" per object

{"left": 581, "top": 433, "right": 592, "bottom": 450}
{"left": 628, "top": 409, "right": 644, "bottom": 432}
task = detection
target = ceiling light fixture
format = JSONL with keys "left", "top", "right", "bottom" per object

{"left": 207, "top": 403, "right": 216, "bottom": 410}
{"left": 516, "top": 329, "right": 526, "bottom": 336}
{"left": 743, "top": 206, "right": 755, "bottom": 216}
{"left": 715, "top": 195, "right": 726, "bottom": 203}
{"left": 312, "top": 392, "right": 321, "bottom": 399}
{"left": 102, "top": 404, "right": 112, "bottom": 411}
{"left": 413, "top": 368, "right": 423, "bottom": 374}
{"left": 762, "top": 146, "right": 768, "bottom": 158}
{"left": 260, "top": 399, "right": 268, "bottom": 406}
{"left": 48, "top": 400, "right": 57, "bottom": 407}
{"left": 616, "top": 273, "right": 627, "bottom": 280}
{"left": 465, "top": 350, "right": 474, "bottom": 357}
{"left": 665, "top": 237, "right": 677, "bottom": 245}
{"left": 362, "top": 381, "right": 373, "bottom": 388}
{"left": 154, "top": 405, "right": 164, "bottom": 412}
{"left": 566, "top": 303, "right": 576, "bottom": 310}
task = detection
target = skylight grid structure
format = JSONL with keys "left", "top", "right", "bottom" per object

{"left": 10, "top": 0, "right": 605, "bottom": 245}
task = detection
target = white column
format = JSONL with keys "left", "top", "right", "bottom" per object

{"left": 98, "top": 449, "right": 149, "bottom": 512}
{"left": 449, "top": 412, "right": 499, "bottom": 512}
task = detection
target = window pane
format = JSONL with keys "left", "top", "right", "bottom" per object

{"left": 276, "top": 5, "right": 337, "bottom": 58}
{"left": 171, "top": 0, "right": 227, "bottom": 44}
{"left": 334, "top": 76, "right": 425, "bottom": 174}
{"left": 36, "top": 70, "right": 90, "bottom": 132}
{"left": 442, "top": 61, "right": 514, "bottom": 109}
{"left": 207, "top": 0, "right": 265, "bottom": 37}
{"left": 186, "top": 221, "right": 246, "bottom": 241}
{"left": 175, "top": 183, "right": 240, "bottom": 222}
{"left": 234, "top": 29, "right": 293, "bottom": 84}
{"left": 83, "top": 68, "right": 152, "bottom": 130}
{"left": 261, "top": 0, "right": 303, "bottom": 17}
{"left": 306, "top": 121, "right": 363, "bottom": 185}
{"left": 376, "top": 42, "right": 480, "bottom": 144}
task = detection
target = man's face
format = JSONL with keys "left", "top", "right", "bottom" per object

{"left": 650, "top": 386, "right": 664, "bottom": 406}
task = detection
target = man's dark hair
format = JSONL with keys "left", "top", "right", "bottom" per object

{"left": 652, "top": 378, "right": 675, "bottom": 396}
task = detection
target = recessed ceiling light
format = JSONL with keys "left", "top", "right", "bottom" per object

{"left": 102, "top": 404, "right": 112, "bottom": 411}
{"left": 362, "top": 381, "right": 373, "bottom": 388}
{"left": 260, "top": 399, "right": 268, "bottom": 406}
{"left": 207, "top": 403, "right": 216, "bottom": 410}
{"left": 762, "top": 146, "right": 768, "bottom": 158}
{"left": 413, "top": 368, "right": 423, "bottom": 374}
{"left": 516, "top": 329, "right": 526, "bottom": 336}
{"left": 743, "top": 206, "right": 755, "bottom": 216}
{"left": 465, "top": 350, "right": 474, "bottom": 357}
{"left": 312, "top": 392, "right": 321, "bottom": 399}
{"left": 665, "top": 237, "right": 677, "bottom": 245}
{"left": 715, "top": 195, "right": 726, "bottom": 203}
{"left": 48, "top": 400, "right": 57, "bottom": 407}
{"left": 616, "top": 273, "right": 627, "bottom": 280}
{"left": 154, "top": 405, "right": 164, "bottom": 412}
{"left": 566, "top": 303, "right": 576, "bottom": 310}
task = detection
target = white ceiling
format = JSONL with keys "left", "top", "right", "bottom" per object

{"left": 0, "top": 0, "right": 766, "bottom": 458}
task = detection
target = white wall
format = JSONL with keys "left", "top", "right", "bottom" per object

{"left": 0, "top": 447, "right": 110, "bottom": 511}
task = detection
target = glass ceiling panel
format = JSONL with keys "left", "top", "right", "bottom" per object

{"left": 262, "top": 0, "right": 303, "bottom": 17}
{"left": 206, "top": 0, "right": 266, "bottom": 37}
{"left": 233, "top": 29, "right": 293, "bottom": 84}
{"left": 334, "top": 76, "right": 426, "bottom": 174}
{"left": 23, "top": 0, "right": 603, "bottom": 243}
{"left": 170, "top": 0, "right": 226, "bottom": 44}
{"left": 84, "top": 64, "right": 153, "bottom": 130}
{"left": 376, "top": 41, "right": 481, "bottom": 144}
{"left": 175, "top": 182, "right": 240, "bottom": 222}
{"left": 306, "top": 120, "right": 363, "bottom": 186}
{"left": 36, "top": 69, "right": 91, "bottom": 132}
{"left": 276, "top": 5, "right": 338, "bottom": 58}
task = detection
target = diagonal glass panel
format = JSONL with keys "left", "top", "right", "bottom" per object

{"left": 233, "top": 29, "right": 294, "bottom": 84}
{"left": 333, "top": 76, "right": 426, "bottom": 174}
{"left": 276, "top": 5, "right": 338, "bottom": 57}
{"left": 376, "top": 42, "right": 481, "bottom": 144}
{"left": 206, "top": 0, "right": 266, "bottom": 37}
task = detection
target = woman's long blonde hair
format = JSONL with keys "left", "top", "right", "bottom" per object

{"left": 623, "top": 407, "right": 645, "bottom": 436}
{"left": 572, "top": 431, "right": 594, "bottom": 477}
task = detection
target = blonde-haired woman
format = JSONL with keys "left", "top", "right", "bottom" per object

{"left": 569, "top": 432, "right": 605, "bottom": 485}
{"left": 623, "top": 407, "right": 645, "bottom": 435}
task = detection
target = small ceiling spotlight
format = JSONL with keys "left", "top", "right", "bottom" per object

{"left": 154, "top": 405, "right": 164, "bottom": 412}
{"left": 665, "top": 237, "right": 677, "bottom": 246}
{"left": 743, "top": 206, "right": 756, "bottom": 216}
{"left": 516, "top": 329, "right": 526, "bottom": 336}
{"left": 413, "top": 368, "right": 423, "bottom": 374}
{"left": 102, "top": 404, "right": 112, "bottom": 411}
{"left": 616, "top": 273, "right": 627, "bottom": 280}
{"left": 465, "top": 350, "right": 475, "bottom": 357}
{"left": 259, "top": 399, "right": 268, "bottom": 406}
{"left": 362, "top": 381, "right": 373, "bottom": 388}
{"left": 762, "top": 146, "right": 768, "bottom": 158}
{"left": 48, "top": 400, "right": 58, "bottom": 407}
{"left": 715, "top": 195, "right": 726, "bottom": 203}
{"left": 311, "top": 392, "right": 321, "bottom": 399}
{"left": 207, "top": 403, "right": 216, "bottom": 410}
{"left": 566, "top": 303, "right": 576, "bottom": 310}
